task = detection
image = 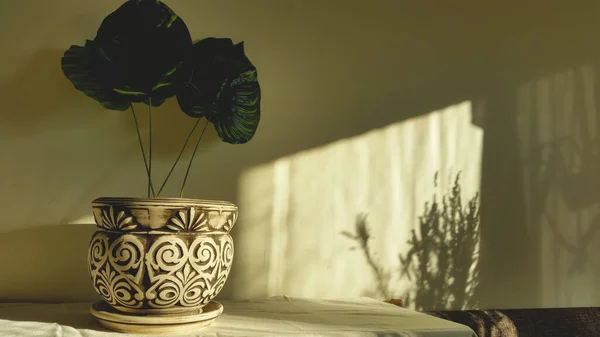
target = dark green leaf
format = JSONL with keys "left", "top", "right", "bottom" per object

{"left": 176, "top": 38, "right": 261, "bottom": 144}
{"left": 211, "top": 68, "right": 261, "bottom": 144}
{"left": 91, "top": 0, "right": 192, "bottom": 106}
{"left": 176, "top": 38, "right": 236, "bottom": 118}
{"left": 61, "top": 40, "right": 129, "bottom": 111}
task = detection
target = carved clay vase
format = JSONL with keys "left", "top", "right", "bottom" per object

{"left": 87, "top": 197, "right": 236, "bottom": 315}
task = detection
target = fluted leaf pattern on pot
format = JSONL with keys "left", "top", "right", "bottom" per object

{"left": 167, "top": 207, "right": 208, "bottom": 231}
{"left": 101, "top": 206, "right": 136, "bottom": 230}
{"left": 91, "top": 199, "right": 237, "bottom": 233}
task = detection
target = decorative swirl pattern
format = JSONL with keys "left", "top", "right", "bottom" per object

{"left": 88, "top": 230, "right": 234, "bottom": 313}
{"left": 88, "top": 232, "right": 145, "bottom": 309}
{"left": 221, "top": 236, "right": 234, "bottom": 266}
{"left": 145, "top": 236, "right": 189, "bottom": 307}
{"left": 88, "top": 234, "right": 109, "bottom": 276}
{"left": 207, "top": 236, "right": 234, "bottom": 304}
{"left": 189, "top": 238, "right": 220, "bottom": 274}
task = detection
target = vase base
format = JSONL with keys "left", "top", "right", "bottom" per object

{"left": 90, "top": 301, "right": 223, "bottom": 335}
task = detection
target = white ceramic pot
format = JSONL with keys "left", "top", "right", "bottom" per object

{"left": 87, "top": 197, "right": 236, "bottom": 315}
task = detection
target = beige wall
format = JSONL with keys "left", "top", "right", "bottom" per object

{"left": 1, "top": 0, "right": 599, "bottom": 309}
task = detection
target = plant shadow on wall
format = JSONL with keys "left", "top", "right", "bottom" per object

{"left": 342, "top": 172, "right": 481, "bottom": 311}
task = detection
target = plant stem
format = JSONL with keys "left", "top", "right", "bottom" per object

{"left": 180, "top": 118, "right": 209, "bottom": 198}
{"left": 156, "top": 118, "right": 202, "bottom": 197}
{"left": 131, "top": 104, "right": 156, "bottom": 197}
{"left": 148, "top": 98, "right": 154, "bottom": 198}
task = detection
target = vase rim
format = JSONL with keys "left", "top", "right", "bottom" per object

{"left": 92, "top": 196, "right": 237, "bottom": 209}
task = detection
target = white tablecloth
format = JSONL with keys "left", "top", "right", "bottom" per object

{"left": 0, "top": 296, "right": 475, "bottom": 337}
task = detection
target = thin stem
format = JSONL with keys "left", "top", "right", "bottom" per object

{"left": 148, "top": 99, "right": 154, "bottom": 198}
{"left": 180, "top": 118, "right": 210, "bottom": 198}
{"left": 131, "top": 104, "right": 156, "bottom": 197}
{"left": 156, "top": 118, "right": 202, "bottom": 197}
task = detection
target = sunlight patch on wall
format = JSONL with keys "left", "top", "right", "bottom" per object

{"left": 232, "top": 101, "right": 483, "bottom": 307}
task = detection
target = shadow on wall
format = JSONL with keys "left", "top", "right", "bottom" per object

{"left": 508, "top": 63, "right": 600, "bottom": 308}
{"left": 0, "top": 224, "right": 98, "bottom": 302}
{"left": 341, "top": 173, "right": 481, "bottom": 311}
{"left": 0, "top": 49, "right": 105, "bottom": 140}
{"left": 0, "top": 49, "right": 220, "bottom": 152}
{"left": 230, "top": 57, "right": 600, "bottom": 311}
{"left": 230, "top": 102, "right": 484, "bottom": 302}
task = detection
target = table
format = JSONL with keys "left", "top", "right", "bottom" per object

{"left": 0, "top": 296, "right": 475, "bottom": 337}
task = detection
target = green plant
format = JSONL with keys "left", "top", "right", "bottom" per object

{"left": 61, "top": 0, "right": 261, "bottom": 198}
